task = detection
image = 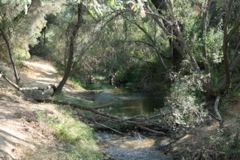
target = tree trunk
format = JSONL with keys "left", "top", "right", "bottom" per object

{"left": 201, "top": 0, "right": 212, "bottom": 74}
{"left": 150, "top": 0, "right": 185, "bottom": 71}
{"left": 53, "top": 3, "right": 83, "bottom": 95}
{"left": 0, "top": 28, "right": 20, "bottom": 84}
{"left": 220, "top": 0, "right": 233, "bottom": 93}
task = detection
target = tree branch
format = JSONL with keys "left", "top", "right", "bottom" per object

{"left": 230, "top": 77, "right": 240, "bottom": 84}
{"left": 122, "top": 15, "right": 168, "bottom": 69}
{"left": 221, "top": 0, "right": 233, "bottom": 92}
{"left": 226, "top": 21, "right": 240, "bottom": 42}
{"left": 117, "top": 40, "right": 171, "bottom": 61}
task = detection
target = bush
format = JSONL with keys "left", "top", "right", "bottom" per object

{"left": 163, "top": 71, "right": 208, "bottom": 128}
{"left": 14, "top": 48, "right": 31, "bottom": 60}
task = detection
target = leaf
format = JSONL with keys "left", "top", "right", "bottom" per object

{"left": 109, "top": 0, "right": 115, "bottom": 7}
{"left": 1, "top": 0, "right": 9, "bottom": 3}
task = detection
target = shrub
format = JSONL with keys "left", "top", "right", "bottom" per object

{"left": 163, "top": 71, "right": 208, "bottom": 128}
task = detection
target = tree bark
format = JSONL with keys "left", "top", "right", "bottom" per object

{"left": 220, "top": 0, "right": 233, "bottom": 93}
{"left": 0, "top": 28, "right": 20, "bottom": 84}
{"left": 214, "top": 95, "right": 223, "bottom": 128}
{"left": 201, "top": 0, "right": 212, "bottom": 74}
{"left": 53, "top": 2, "right": 83, "bottom": 95}
{"left": 149, "top": 0, "right": 201, "bottom": 71}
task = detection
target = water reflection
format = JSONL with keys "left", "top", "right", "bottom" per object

{"left": 94, "top": 88, "right": 163, "bottom": 117}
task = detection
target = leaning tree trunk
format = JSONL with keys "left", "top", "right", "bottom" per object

{"left": 150, "top": 0, "right": 187, "bottom": 71}
{"left": 0, "top": 28, "right": 20, "bottom": 84}
{"left": 53, "top": 3, "right": 83, "bottom": 95}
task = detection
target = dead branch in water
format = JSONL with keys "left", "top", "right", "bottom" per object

{"left": 93, "top": 102, "right": 116, "bottom": 109}
{"left": 35, "top": 98, "right": 167, "bottom": 135}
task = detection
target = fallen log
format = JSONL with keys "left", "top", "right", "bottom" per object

{"left": 0, "top": 70, "right": 56, "bottom": 93}
{"left": 93, "top": 102, "right": 116, "bottom": 110}
{"left": 138, "top": 125, "right": 166, "bottom": 135}
{"left": 35, "top": 98, "right": 167, "bottom": 135}
{"left": 35, "top": 98, "right": 121, "bottom": 120}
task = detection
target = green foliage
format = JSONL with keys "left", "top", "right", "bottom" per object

{"left": 0, "top": 0, "right": 62, "bottom": 61}
{"left": 163, "top": 71, "right": 208, "bottom": 128}
{"left": 117, "top": 64, "right": 143, "bottom": 84}
{"left": 205, "top": 28, "right": 223, "bottom": 63}
{"left": 13, "top": 48, "right": 30, "bottom": 60}
{"left": 68, "top": 77, "right": 84, "bottom": 90}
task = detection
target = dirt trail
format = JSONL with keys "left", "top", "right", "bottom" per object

{"left": 0, "top": 59, "right": 79, "bottom": 159}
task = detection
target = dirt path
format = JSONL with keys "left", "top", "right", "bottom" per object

{"left": 0, "top": 59, "right": 84, "bottom": 159}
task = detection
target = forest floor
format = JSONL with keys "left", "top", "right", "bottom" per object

{"left": 0, "top": 58, "right": 239, "bottom": 159}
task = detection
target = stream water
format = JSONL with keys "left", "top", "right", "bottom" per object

{"left": 97, "top": 132, "right": 172, "bottom": 160}
{"left": 94, "top": 88, "right": 163, "bottom": 117}
{"left": 94, "top": 88, "right": 172, "bottom": 160}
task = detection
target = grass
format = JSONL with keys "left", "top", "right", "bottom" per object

{"left": 43, "top": 105, "right": 105, "bottom": 160}
{"left": 69, "top": 77, "right": 85, "bottom": 90}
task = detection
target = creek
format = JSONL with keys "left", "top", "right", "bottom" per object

{"left": 94, "top": 88, "right": 172, "bottom": 160}
{"left": 94, "top": 87, "right": 163, "bottom": 117}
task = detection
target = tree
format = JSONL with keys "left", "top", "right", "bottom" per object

{"left": 0, "top": 25, "right": 20, "bottom": 84}
{"left": 53, "top": 2, "right": 84, "bottom": 95}
{"left": 146, "top": 0, "right": 240, "bottom": 127}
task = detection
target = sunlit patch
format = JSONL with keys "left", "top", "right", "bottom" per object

{"left": 118, "top": 138, "right": 156, "bottom": 149}
{"left": 25, "top": 62, "right": 57, "bottom": 72}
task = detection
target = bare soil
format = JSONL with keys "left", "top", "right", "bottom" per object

{"left": 0, "top": 59, "right": 91, "bottom": 159}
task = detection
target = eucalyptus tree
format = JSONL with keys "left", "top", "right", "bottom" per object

{"left": 52, "top": 2, "right": 85, "bottom": 95}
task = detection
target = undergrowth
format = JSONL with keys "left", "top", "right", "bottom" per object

{"left": 45, "top": 105, "right": 105, "bottom": 160}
